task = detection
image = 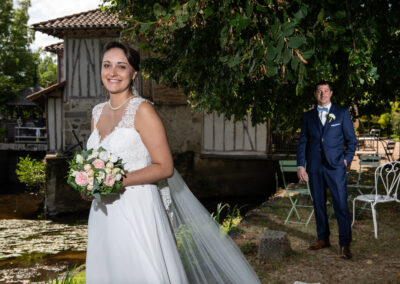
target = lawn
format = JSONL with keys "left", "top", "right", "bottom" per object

{"left": 233, "top": 188, "right": 400, "bottom": 283}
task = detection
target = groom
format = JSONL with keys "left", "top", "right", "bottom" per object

{"left": 297, "top": 81, "right": 357, "bottom": 259}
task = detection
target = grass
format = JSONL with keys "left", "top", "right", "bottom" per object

{"left": 47, "top": 265, "right": 85, "bottom": 284}
{"left": 233, "top": 169, "right": 400, "bottom": 283}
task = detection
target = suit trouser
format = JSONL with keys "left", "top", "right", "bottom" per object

{"left": 308, "top": 165, "right": 352, "bottom": 246}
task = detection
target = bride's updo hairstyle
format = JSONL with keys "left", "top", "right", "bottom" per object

{"left": 103, "top": 41, "right": 140, "bottom": 72}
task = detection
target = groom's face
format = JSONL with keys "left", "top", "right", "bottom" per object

{"left": 314, "top": 84, "right": 332, "bottom": 107}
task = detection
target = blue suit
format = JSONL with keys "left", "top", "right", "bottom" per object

{"left": 297, "top": 104, "right": 357, "bottom": 246}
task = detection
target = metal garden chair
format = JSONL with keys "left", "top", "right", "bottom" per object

{"left": 352, "top": 161, "right": 400, "bottom": 239}
{"left": 279, "top": 160, "right": 314, "bottom": 226}
{"left": 348, "top": 155, "right": 381, "bottom": 197}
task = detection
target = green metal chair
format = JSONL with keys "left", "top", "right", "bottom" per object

{"left": 279, "top": 160, "right": 314, "bottom": 226}
{"left": 348, "top": 155, "right": 381, "bottom": 212}
{"left": 348, "top": 155, "right": 381, "bottom": 196}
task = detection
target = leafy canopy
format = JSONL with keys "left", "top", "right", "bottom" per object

{"left": 0, "top": 0, "right": 36, "bottom": 104}
{"left": 103, "top": 0, "right": 400, "bottom": 125}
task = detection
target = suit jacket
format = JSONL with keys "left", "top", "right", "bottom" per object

{"left": 297, "top": 104, "right": 357, "bottom": 173}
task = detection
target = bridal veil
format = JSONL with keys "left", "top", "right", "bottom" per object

{"left": 161, "top": 170, "right": 261, "bottom": 284}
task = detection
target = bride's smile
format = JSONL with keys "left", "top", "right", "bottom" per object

{"left": 101, "top": 47, "right": 137, "bottom": 97}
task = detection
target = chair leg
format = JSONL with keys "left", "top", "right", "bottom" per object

{"left": 304, "top": 208, "right": 314, "bottom": 226}
{"left": 371, "top": 203, "right": 378, "bottom": 239}
{"left": 352, "top": 198, "right": 357, "bottom": 227}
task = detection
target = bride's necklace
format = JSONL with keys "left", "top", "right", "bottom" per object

{"left": 108, "top": 96, "right": 133, "bottom": 111}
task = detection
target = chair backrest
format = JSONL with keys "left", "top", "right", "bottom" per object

{"left": 279, "top": 160, "right": 306, "bottom": 189}
{"left": 374, "top": 161, "right": 400, "bottom": 200}
{"left": 355, "top": 155, "right": 381, "bottom": 184}
{"left": 359, "top": 155, "right": 381, "bottom": 167}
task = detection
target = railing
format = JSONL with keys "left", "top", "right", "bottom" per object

{"left": 269, "top": 132, "right": 298, "bottom": 153}
{"left": 14, "top": 127, "right": 47, "bottom": 144}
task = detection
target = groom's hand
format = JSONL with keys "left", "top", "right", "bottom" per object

{"left": 297, "top": 167, "right": 308, "bottom": 182}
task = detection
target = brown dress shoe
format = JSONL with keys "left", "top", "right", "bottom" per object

{"left": 340, "top": 245, "right": 352, "bottom": 259}
{"left": 308, "top": 240, "right": 331, "bottom": 250}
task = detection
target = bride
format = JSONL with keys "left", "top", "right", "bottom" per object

{"left": 85, "top": 41, "right": 260, "bottom": 284}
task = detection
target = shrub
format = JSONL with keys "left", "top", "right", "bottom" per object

{"left": 16, "top": 155, "right": 46, "bottom": 191}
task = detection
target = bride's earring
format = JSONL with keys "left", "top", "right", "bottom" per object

{"left": 131, "top": 72, "right": 138, "bottom": 96}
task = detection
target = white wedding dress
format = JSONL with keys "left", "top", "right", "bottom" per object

{"left": 86, "top": 97, "right": 188, "bottom": 283}
{"left": 86, "top": 96, "right": 261, "bottom": 284}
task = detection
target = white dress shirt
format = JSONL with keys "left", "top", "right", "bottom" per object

{"left": 318, "top": 103, "right": 331, "bottom": 126}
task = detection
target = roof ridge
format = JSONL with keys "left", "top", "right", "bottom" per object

{"left": 32, "top": 8, "right": 103, "bottom": 27}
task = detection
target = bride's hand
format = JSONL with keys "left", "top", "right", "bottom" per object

{"left": 81, "top": 190, "right": 94, "bottom": 201}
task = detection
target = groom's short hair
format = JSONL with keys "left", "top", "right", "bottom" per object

{"left": 315, "top": 81, "right": 333, "bottom": 91}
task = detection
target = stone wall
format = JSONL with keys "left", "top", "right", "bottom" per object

{"left": 63, "top": 97, "right": 105, "bottom": 150}
{"left": 44, "top": 155, "right": 90, "bottom": 215}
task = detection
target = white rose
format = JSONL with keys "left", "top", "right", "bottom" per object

{"left": 88, "top": 177, "right": 94, "bottom": 185}
{"left": 110, "top": 154, "right": 118, "bottom": 163}
{"left": 112, "top": 168, "right": 120, "bottom": 175}
{"left": 92, "top": 150, "right": 99, "bottom": 158}
{"left": 106, "top": 162, "right": 114, "bottom": 169}
{"left": 87, "top": 184, "right": 93, "bottom": 191}
{"left": 71, "top": 171, "right": 77, "bottom": 177}
{"left": 76, "top": 154, "right": 84, "bottom": 164}
{"left": 84, "top": 164, "right": 91, "bottom": 171}
{"left": 105, "top": 168, "right": 112, "bottom": 174}
{"left": 87, "top": 169, "right": 94, "bottom": 177}
{"left": 99, "top": 151, "right": 109, "bottom": 161}
{"left": 115, "top": 174, "right": 122, "bottom": 181}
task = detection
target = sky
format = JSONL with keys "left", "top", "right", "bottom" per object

{"left": 17, "top": 0, "right": 103, "bottom": 51}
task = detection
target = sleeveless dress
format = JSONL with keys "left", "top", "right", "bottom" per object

{"left": 85, "top": 97, "right": 188, "bottom": 283}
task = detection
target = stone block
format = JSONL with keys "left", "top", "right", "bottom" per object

{"left": 258, "top": 230, "right": 292, "bottom": 259}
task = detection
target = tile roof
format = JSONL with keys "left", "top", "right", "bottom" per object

{"left": 27, "top": 81, "right": 66, "bottom": 102}
{"left": 45, "top": 42, "right": 64, "bottom": 53}
{"left": 32, "top": 9, "right": 123, "bottom": 38}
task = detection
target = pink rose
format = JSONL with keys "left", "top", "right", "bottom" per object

{"left": 75, "top": 171, "right": 89, "bottom": 187}
{"left": 92, "top": 159, "right": 105, "bottom": 169}
{"left": 104, "top": 174, "right": 116, "bottom": 187}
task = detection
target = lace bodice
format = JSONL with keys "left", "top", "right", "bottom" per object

{"left": 87, "top": 97, "right": 152, "bottom": 172}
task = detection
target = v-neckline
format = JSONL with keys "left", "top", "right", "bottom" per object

{"left": 95, "top": 97, "right": 135, "bottom": 144}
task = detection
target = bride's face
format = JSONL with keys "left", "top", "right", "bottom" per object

{"left": 101, "top": 48, "right": 137, "bottom": 95}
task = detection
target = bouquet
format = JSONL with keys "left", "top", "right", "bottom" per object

{"left": 67, "top": 147, "right": 125, "bottom": 201}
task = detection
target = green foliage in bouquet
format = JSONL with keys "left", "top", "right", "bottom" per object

{"left": 67, "top": 147, "right": 125, "bottom": 202}
{"left": 16, "top": 155, "right": 46, "bottom": 192}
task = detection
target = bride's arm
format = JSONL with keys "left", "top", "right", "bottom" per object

{"left": 121, "top": 102, "right": 174, "bottom": 187}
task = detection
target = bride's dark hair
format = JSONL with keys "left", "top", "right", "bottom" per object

{"left": 103, "top": 41, "right": 140, "bottom": 72}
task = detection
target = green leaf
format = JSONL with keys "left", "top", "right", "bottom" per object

{"left": 140, "top": 23, "right": 151, "bottom": 33}
{"left": 230, "top": 14, "right": 251, "bottom": 33}
{"left": 282, "top": 22, "right": 296, "bottom": 37}
{"left": 267, "top": 65, "right": 278, "bottom": 76}
{"left": 302, "top": 49, "right": 314, "bottom": 60}
{"left": 283, "top": 48, "right": 291, "bottom": 64}
{"left": 317, "top": 9, "right": 325, "bottom": 23}
{"left": 287, "top": 35, "right": 306, "bottom": 49}
{"left": 294, "top": 5, "right": 308, "bottom": 21}
{"left": 153, "top": 3, "right": 166, "bottom": 17}
{"left": 220, "top": 26, "right": 229, "bottom": 48}
{"left": 93, "top": 193, "right": 101, "bottom": 202}
{"left": 227, "top": 54, "right": 241, "bottom": 68}
{"left": 334, "top": 10, "right": 346, "bottom": 19}
{"left": 204, "top": 7, "right": 213, "bottom": 19}
{"left": 266, "top": 45, "right": 277, "bottom": 61}
{"left": 276, "top": 37, "right": 284, "bottom": 54}
{"left": 291, "top": 55, "right": 300, "bottom": 71}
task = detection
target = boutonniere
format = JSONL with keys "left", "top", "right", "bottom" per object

{"left": 327, "top": 113, "right": 336, "bottom": 123}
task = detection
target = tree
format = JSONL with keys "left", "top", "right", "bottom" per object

{"left": 0, "top": 0, "right": 36, "bottom": 104}
{"left": 103, "top": 0, "right": 400, "bottom": 126}
{"left": 37, "top": 51, "right": 57, "bottom": 87}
